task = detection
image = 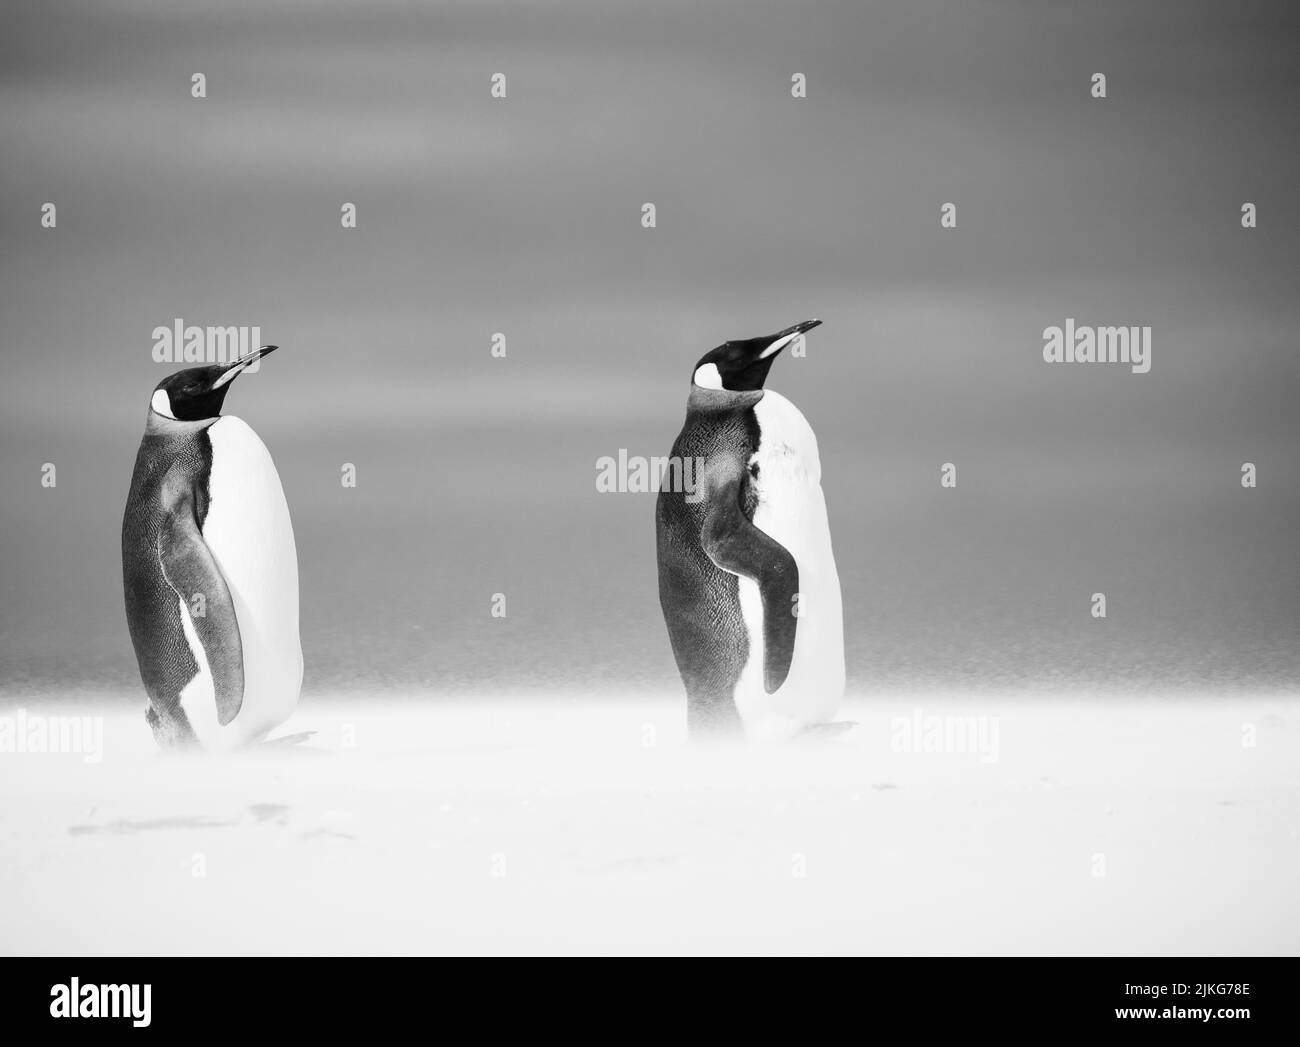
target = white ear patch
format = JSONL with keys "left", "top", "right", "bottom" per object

{"left": 693, "top": 363, "right": 724, "bottom": 390}
{"left": 151, "top": 389, "right": 175, "bottom": 418}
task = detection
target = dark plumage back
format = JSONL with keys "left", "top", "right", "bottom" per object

{"left": 121, "top": 429, "right": 213, "bottom": 744}
{"left": 655, "top": 405, "right": 762, "bottom": 731}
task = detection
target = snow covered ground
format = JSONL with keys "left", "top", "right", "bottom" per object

{"left": 1, "top": 691, "right": 1296, "bottom": 955}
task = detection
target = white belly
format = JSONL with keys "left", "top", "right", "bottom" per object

{"left": 180, "top": 415, "right": 302, "bottom": 749}
{"left": 734, "top": 391, "right": 845, "bottom": 740}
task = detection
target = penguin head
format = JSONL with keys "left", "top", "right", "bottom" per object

{"left": 691, "top": 320, "right": 821, "bottom": 393}
{"left": 149, "top": 346, "right": 278, "bottom": 421}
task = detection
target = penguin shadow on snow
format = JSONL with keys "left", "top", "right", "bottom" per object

{"left": 66, "top": 801, "right": 355, "bottom": 841}
{"left": 67, "top": 803, "right": 287, "bottom": 836}
{"left": 793, "top": 720, "right": 859, "bottom": 742}
{"left": 143, "top": 728, "right": 323, "bottom": 757}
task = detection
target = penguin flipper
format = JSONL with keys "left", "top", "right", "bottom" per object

{"left": 158, "top": 512, "right": 245, "bottom": 726}
{"left": 699, "top": 459, "right": 799, "bottom": 693}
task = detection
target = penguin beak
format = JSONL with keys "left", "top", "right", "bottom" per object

{"left": 211, "top": 345, "right": 278, "bottom": 389}
{"left": 757, "top": 319, "right": 821, "bottom": 359}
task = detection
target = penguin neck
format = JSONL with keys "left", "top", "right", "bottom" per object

{"left": 144, "top": 408, "right": 220, "bottom": 438}
{"left": 688, "top": 385, "right": 765, "bottom": 413}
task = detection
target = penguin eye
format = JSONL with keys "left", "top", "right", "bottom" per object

{"left": 748, "top": 462, "right": 760, "bottom": 479}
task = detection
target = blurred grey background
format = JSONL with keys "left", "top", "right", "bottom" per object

{"left": 1, "top": 0, "right": 1297, "bottom": 699}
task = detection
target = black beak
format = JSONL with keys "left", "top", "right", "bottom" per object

{"left": 757, "top": 319, "right": 821, "bottom": 359}
{"left": 211, "top": 345, "right": 278, "bottom": 389}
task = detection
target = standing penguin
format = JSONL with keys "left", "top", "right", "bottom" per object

{"left": 122, "top": 347, "right": 302, "bottom": 750}
{"left": 656, "top": 320, "right": 844, "bottom": 740}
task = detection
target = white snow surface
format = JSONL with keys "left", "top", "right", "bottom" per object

{"left": 1, "top": 691, "right": 1296, "bottom": 955}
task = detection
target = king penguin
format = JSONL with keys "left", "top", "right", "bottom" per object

{"left": 121, "top": 347, "right": 302, "bottom": 750}
{"left": 656, "top": 320, "right": 845, "bottom": 740}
